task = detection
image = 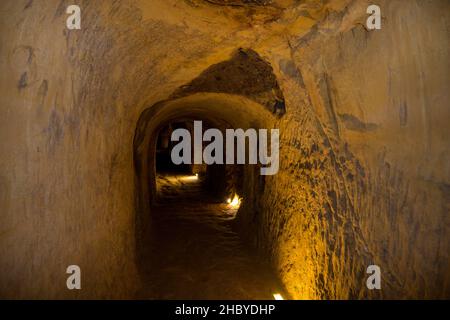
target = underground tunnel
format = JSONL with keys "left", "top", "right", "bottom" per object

{"left": 0, "top": 0, "right": 449, "bottom": 302}
{"left": 133, "top": 89, "right": 285, "bottom": 299}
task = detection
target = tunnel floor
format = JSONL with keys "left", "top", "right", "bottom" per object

{"left": 137, "top": 174, "right": 285, "bottom": 299}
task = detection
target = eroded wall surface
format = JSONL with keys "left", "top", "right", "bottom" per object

{"left": 0, "top": 0, "right": 448, "bottom": 298}
{"left": 256, "top": 0, "right": 450, "bottom": 299}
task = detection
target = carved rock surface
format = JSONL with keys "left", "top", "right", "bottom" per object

{"left": 0, "top": 0, "right": 448, "bottom": 299}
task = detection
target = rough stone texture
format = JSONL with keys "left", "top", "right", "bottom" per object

{"left": 0, "top": 0, "right": 448, "bottom": 299}
{"left": 257, "top": 0, "right": 450, "bottom": 299}
{"left": 171, "top": 48, "right": 286, "bottom": 116}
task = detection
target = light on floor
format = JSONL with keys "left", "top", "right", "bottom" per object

{"left": 227, "top": 194, "right": 241, "bottom": 209}
{"left": 230, "top": 195, "right": 239, "bottom": 207}
{"left": 273, "top": 293, "right": 284, "bottom": 300}
{"left": 181, "top": 175, "right": 198, "bottom": 182}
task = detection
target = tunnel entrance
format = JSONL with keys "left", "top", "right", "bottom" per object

{"left": 132, "top": 48, "right": 287, "bottom": 299}
{"left": 133, "top": 93, "right": 287, "bottom": 299}
{"left": 138, "top": 116, "right": 286, "bottom": 299}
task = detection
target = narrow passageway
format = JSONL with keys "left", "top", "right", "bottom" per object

{"left": 2, "top": 0, "right": 449, "bottom": 301}
{"left": 137, "top": 173, "right": 285, "bottom": 300}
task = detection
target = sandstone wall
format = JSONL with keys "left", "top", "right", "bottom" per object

{"left": 0, "top": 0, "right": 448, "bottom": 299}
{"left": 254, "top": 0, "right": 450, "bottom": 298}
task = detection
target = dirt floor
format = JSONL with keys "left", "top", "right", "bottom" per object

{"left": 137, "top": 174, "right": 286, "bottom": 299}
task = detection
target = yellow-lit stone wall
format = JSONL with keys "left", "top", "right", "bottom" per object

{"left": 0, "top": 0, "right": 448, "bottom": 299}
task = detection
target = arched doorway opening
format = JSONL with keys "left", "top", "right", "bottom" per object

{"left": 133, "top": 93, "right": 287, "bottom": 299}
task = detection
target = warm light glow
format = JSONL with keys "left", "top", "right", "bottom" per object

{"left": 230, "top": 195, "right": 239, "bottom": 207}
{"left": 273, "top": 293, "right": 284, "bottom": 300}
{"left": 227, "top": 194, "right": 241, "bottom": 209}
{"left": 181, "top": 175, "right": 198, "bottom": 182}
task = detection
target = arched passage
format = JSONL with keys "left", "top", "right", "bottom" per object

{"left": 1, "top": 1, "right": 449, "bottom": 301}
{"left": 133, "top": 92, "right": 286, "bottom": 298}
{"left": 134, "top": 93, "right": 275, "bottom": 239}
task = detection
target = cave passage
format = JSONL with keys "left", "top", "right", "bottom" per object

{"left": 1, "top": 0, "right": 449, "bottom": 300}
{"left": 136, "top": 121, "right": 286, "bottom": 299}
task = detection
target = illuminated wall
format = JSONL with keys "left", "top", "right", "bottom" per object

{"left": 0, "top": 0, "right": 448, "bottom": 299}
